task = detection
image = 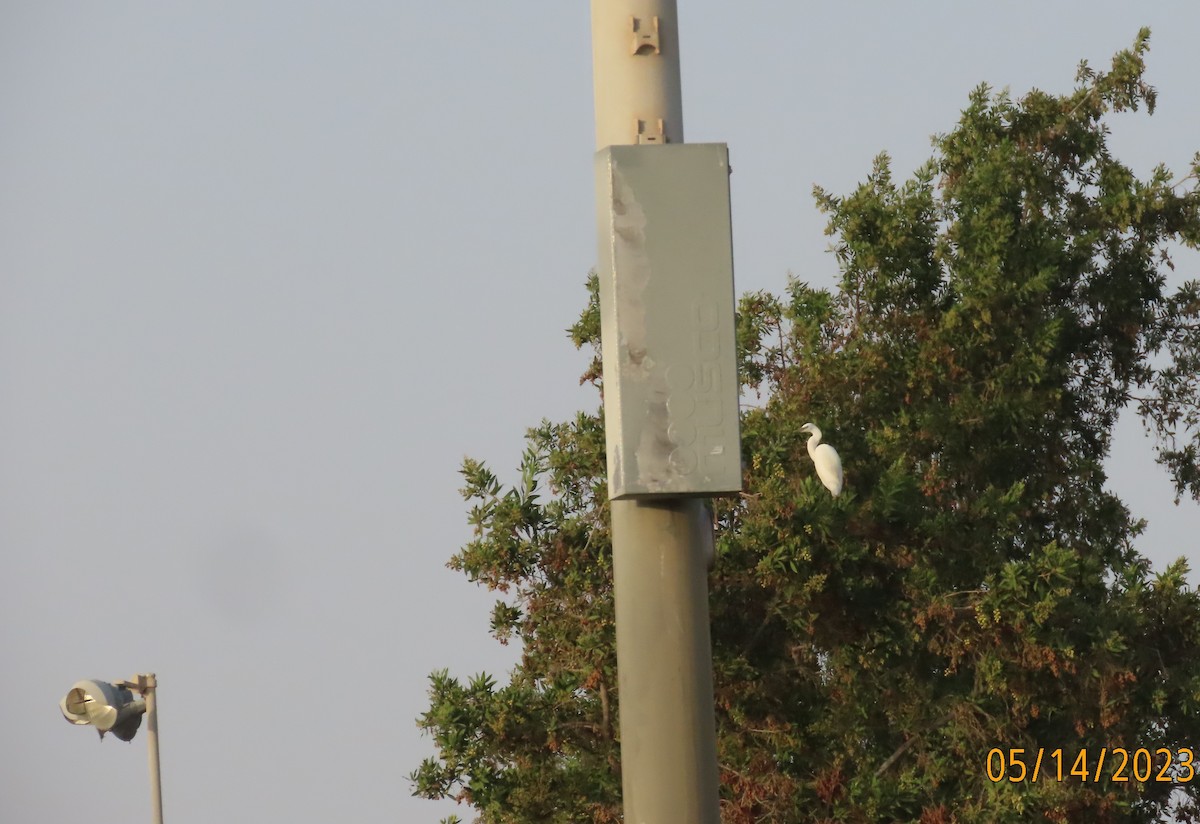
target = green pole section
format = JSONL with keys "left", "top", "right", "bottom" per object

{"left": 611, "top": 499, "right": 720, "bottom": 822}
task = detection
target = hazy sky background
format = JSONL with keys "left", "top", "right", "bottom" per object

{"left": 3, "top": 3, "right": 1198, "bottom": 822}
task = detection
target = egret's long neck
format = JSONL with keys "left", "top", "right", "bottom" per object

{"left": 806, "top": 431, "right": 821, "bottom": 455}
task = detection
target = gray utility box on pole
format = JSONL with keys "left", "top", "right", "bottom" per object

{"left": 595, "top": 143, "right": 742, "bottom": 500}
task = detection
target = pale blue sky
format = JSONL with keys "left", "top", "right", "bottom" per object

{"left": 2, "top": 4, "right": 1197, "bottom": 822}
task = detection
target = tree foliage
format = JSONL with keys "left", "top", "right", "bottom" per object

{"left": 412, "top": 31, "right": 1200, "bottom": 823}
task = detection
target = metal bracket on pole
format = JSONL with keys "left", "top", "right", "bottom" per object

{"left": 117, "top": 673, "right": 157, "bottom": 695}
{"left": 635, "top": 118, "right": 667, "bottom": 144}
{"left": 631, "top": 16, "right": 661, "bottom": 55}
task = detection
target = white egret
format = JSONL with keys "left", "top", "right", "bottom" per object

{"left": 801, "top": 423, "right": 843, "bottom": 497}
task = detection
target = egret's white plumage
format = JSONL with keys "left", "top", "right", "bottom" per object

{"left": 801, "top": 423, "right": 843, "bottom": 496}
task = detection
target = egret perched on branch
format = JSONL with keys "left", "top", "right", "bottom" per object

{"left": 801, "top": 423, "right": 843, "bottom": 497}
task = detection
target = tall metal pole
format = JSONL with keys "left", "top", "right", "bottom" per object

{"left": 590, "top": 3, "right": 722, "bottom": 822}
{"left": 142, "top": 673, "right": 164, "bottom": 824}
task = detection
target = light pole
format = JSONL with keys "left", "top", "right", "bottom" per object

{"left": 590, "top": 2, "right": 740, "bottom": 821}
{"left": 61, "top": 672, "right": 164, "bottom": 824}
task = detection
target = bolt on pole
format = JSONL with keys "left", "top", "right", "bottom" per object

{"left": 590, "top": 2, "right": 735, "bottom": 822}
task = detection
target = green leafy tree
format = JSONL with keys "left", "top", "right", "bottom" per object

{"left": 412, "top": 30, "right": 1200, "bottom": 823}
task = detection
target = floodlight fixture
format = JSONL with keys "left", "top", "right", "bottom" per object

{"left": 60, "top": 672, "right": 164, "bottom": 824}
{"left": 60, "top": 679, "right": 146, "bottom": 741}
